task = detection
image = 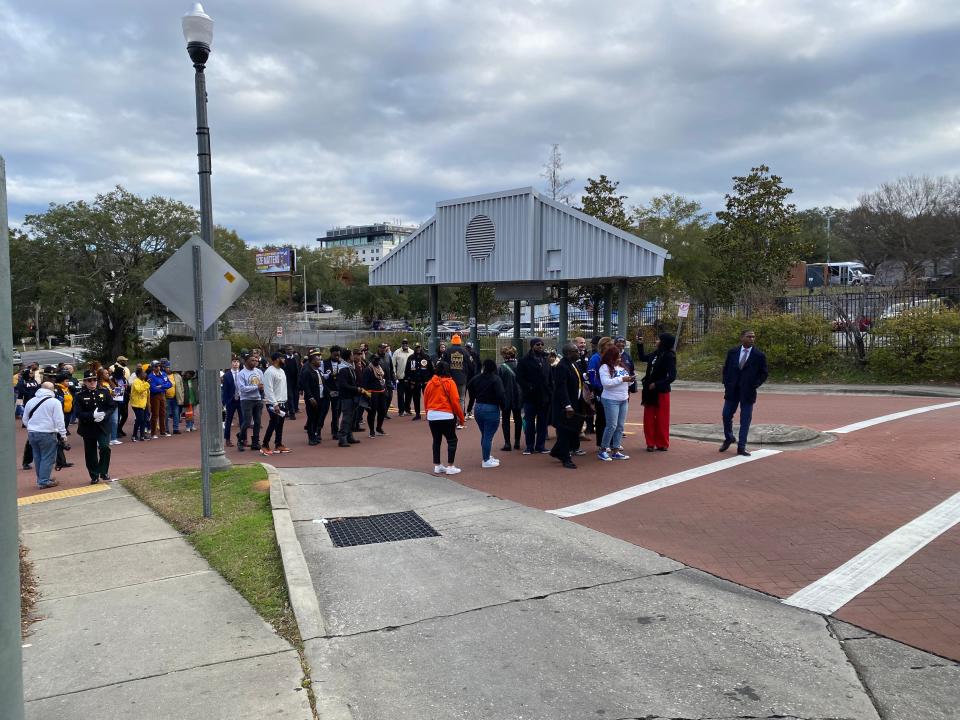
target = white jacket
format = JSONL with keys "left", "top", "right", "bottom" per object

{"left": 263, "top": 366, "right": 288, "bottom": 406}
{"left": 393, "top": 347, "right": 414, "bottom": 379}
{"left": 24, "top": 388, "right": 67, "bottom": 438}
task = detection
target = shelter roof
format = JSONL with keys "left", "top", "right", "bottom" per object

{"left": 369, "top": 187, "right": 667, "bottom": 287}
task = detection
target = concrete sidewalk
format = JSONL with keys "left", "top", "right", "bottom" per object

{"left": 675, "top": 379, "right": 960, "bottom": 397}
{"left": 278, "top": 466, "right": 958, "bottom": 720}
{"left": 18, "top": 485, "right": 312, "bottom": 720}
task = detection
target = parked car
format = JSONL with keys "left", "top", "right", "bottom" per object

{"left": 318, "top": 304, "right": 334, "bottom": 313}
{"left": 12, "top": 349, "right": 22, "bottom": 365}
{"left": 444, "top": 321, "right": 466, "bottom": 332}
{"left": 878, "top": 298, "right": 947, "bottom": 321}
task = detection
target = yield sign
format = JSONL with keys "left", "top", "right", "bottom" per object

{"left": 144, "top": 235, "right": 249, "bottom": 332}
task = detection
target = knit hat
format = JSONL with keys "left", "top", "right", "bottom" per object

{"left": 451, "top": 334, "right": 462, "bottom": 344}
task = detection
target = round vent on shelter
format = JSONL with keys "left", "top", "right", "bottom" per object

{"left": 465, "top": 215, "right": 496, "bottom": 260}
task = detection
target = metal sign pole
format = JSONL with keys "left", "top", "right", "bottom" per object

{"left": 193, "top": 245, "right": 213, "bottom": 518}
{"left": 0, "top": 156, "right": 26, "bottom": 720}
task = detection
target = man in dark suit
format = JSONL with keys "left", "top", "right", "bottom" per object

{"left": 283, "top": 346, "right": 301, "bottom": 420}
{"left": 221, "top": 357, "right": 244, "bottom": 447}
{"left": 720, "top": 329, "right": 768, "bottom": 456}
{"left": 300, "top": 350, "right": 325, "bottom": 445}
{"left": 549, "top": 342, "right": 584, "bottom": 469}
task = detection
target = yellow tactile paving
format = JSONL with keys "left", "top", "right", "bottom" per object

{"left": 18, "top": 484, "right": 111, "bottom": 506}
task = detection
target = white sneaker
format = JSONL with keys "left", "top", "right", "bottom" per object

{"left": 481, "top": 459, "right": 499, "bottom": 469}
{"left": 433, "top": 464, "right": 446, "bottom": 474}
{"left": 488, "top": 456, "right": 500, "bottom": 465}
{"left": 444, "top": 465, "right": 462, "bottom": 475}
{"left": 109, "top": 440, "right": 122, "bottom": 445}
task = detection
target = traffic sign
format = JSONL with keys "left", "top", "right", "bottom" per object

{"left": 678, "top": 302, "right": 690, "bottom": 318}
{"left": 168, "top": 340, "right": 233, "bottom": 372}
{"left": 144, "top": 236, "right": 249, "bottom": 332}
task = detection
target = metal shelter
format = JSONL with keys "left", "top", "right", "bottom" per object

{"left": 369, "top": 187, "right": 668, "bottom": 352}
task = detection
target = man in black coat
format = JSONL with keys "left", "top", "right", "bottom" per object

{"left": 404, "top": 344, "right": 433, "bottom": 420}
{"left": 300, "top": 350, "right": 325, "bottom": 445}
{"left": 720, "top": 329, "right": 769, "bottom": 456}
{"left": 74, "top": 369, "right": 117, "bottom": 484}
{"left": 336, "top": 349, "right": 361, "bottom": 447}
{"left": 549, "top": 343, "right": 584, "bottom": 469}
{"left": 516, "top": 338, "right": 551, "bottom": 454}
{"left": 283, "top": 346, "right": 301, "bottom": 420}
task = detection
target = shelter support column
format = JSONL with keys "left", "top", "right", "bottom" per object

{"left": 617, "top": 278, "right": 629, "bottom": 341}
{"left": 603, "top": 283, "right": 614, "bottom": 337}
{"left": 469, "top": 283, "right": 479, "bottom": 348}
{"left": 512, "top": 300, "right": 521, "bottom": 351}
{"left": 558, "top": 281, "right": 569, "bottom": 347}
{"left": 429, "top": 285, "right": 439, "bottom": 358}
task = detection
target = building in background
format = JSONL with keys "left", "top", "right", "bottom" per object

{"left": 317, "top": 223, "right": 415, "bottom": 267}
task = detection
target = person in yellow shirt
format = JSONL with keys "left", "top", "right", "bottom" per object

{"left": 130, "top": 366, "right": 151, "bottom": 442}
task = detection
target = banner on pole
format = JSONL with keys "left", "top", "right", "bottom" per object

{"left": 677, "top": 302, "right": 690, "bottom": 318}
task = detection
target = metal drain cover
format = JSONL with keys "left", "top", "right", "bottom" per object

{"left": 323, "top": 511, "right": 440, "bottom": 548}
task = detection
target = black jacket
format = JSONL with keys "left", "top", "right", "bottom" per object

{"left": 466, "top": 372, "right": 505, "bottom": 409}
{"left": 550, "top": 357, "right": 583, "bottom": 429}
{"left": 300, "top": 363, "right": 324, "bottom": 402}
{"left": 336, "top": 364, "right": 360, "bottom": 399}
{"left": 516, "top": 351, "right": 551, "bottom": 406}
{"left": 497, "top": 359, "right": 522, "bottom": 410}
{"left": 405, "top": 353, "right": 434, "bottom": 384}
{"left": 360, "top": 365, "right": 387, "bottom": 392}
{"left": 283, "top": 353, "right": 301, "bottom": 390}
{"left": 722, "top": 346, "right": 769, "bottom": 405}
{"left": 443, "top": 346, "right": 474, "bottom": 386}
{"left": 74, "top": 386, "right": 116, "bottom": 438}
{"left": 637, "top": 344, "right": 677, "bottom": 406}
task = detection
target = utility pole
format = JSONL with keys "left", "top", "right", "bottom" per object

{"left": 826, "top": 214, "right": 833, "bottom": 264}
{"left": 1, "top": 156, "right": 26, "bottom": 720}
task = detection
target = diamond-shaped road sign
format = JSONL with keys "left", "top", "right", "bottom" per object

{"left": 144, "top": 236, "right": 249, "bottom": 332}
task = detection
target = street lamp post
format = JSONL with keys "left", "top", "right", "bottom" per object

{"left": 183, "top": 3, "right": 230, "bottom": 477}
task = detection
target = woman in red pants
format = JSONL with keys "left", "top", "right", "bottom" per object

{"left": 637, "top": 333, "right": 677, "bottom": 451}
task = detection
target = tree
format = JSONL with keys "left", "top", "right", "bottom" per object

{"left": 706, "top": 165, "right": 810, "bottom": 303}
{"left": 579, "top": 175, "right": 630, "bottom": 230}
{"left": 22, "top": 186, "right": 198, "bottom": 359}
{"left": 573, "top": 175, "right": 633, "bottom": 327}
{"left": 833, "top": 206, "right": 891, "bottom": 275}
{"left": 857, "top": 175, "right": 958, "bottom": 277}
{"left": 450, "top": 286, "right": 508, "bottom": 326}
{"left": 540, "top": 144, "right": 574, "bottom": 204}
{"left": 634, "top": 193, "right": 721, "bottom": 311}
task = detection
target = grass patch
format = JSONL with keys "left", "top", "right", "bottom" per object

{"left": 121, "top": 463, "right": 299, "bottom": 646}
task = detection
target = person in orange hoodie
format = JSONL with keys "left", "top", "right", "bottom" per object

{"left": 423, "top": 360, "right": 464, "bottom": 476}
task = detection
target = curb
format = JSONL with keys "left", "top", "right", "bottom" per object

{"left": 263, "top": 462, "right": 327, "bottom": 641}
{"left": 262, "top": 463, "right": 355, "bottom": 720}
{"left": 673, "top": 380, "right": 960, "bottom": 398}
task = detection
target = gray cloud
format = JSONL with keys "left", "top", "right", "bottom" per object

{"left": 2, "top": 0, "right": 959, "bottom": 245}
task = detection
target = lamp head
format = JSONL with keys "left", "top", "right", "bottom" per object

{"left": 182, "top": 3, "right": 213, "bottom": 65}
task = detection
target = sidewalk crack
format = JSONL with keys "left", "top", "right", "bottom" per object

{"left": 318, "top": 568, "right": 686, "bottom": 640}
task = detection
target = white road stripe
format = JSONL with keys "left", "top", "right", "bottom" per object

{"left": 829, "top": 400, "right": 960, "bottom": 434}
{"left": 547, "top": 449, "right": 781, "bottom": 518}
{"left": 783, "top": 492, "right": 960, "bottom": 615}
{"left": 547, "top": 400, "right": 959, "bottom": 519}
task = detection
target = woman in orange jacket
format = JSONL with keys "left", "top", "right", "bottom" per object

{"left": 423, "top": 360, "right": 464, "bottom": 475}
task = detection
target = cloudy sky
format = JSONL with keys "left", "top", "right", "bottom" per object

{"left": 2, "top": 0, "right": 959, "bottom": 246}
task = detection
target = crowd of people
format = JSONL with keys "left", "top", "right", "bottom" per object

{"left": 16, "top": 328, "right": 767, "bottom": 488}
{"left": 216, "top": 332, "right": 683, "bottom": 474}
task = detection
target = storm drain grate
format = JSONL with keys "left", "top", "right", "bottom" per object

{"left": 323, "top": 511, "right": 440, "bottom": 548}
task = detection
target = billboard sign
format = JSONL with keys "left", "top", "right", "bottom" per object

{"left": 255, "top": 248, "right": 294, "bottom": 274}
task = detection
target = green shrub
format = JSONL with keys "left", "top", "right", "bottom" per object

{"left": 869, "top": 309, "right": 960, "bottom": 381}
{"left": 699, "top": 313, "right": 835, "bottom": 371}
